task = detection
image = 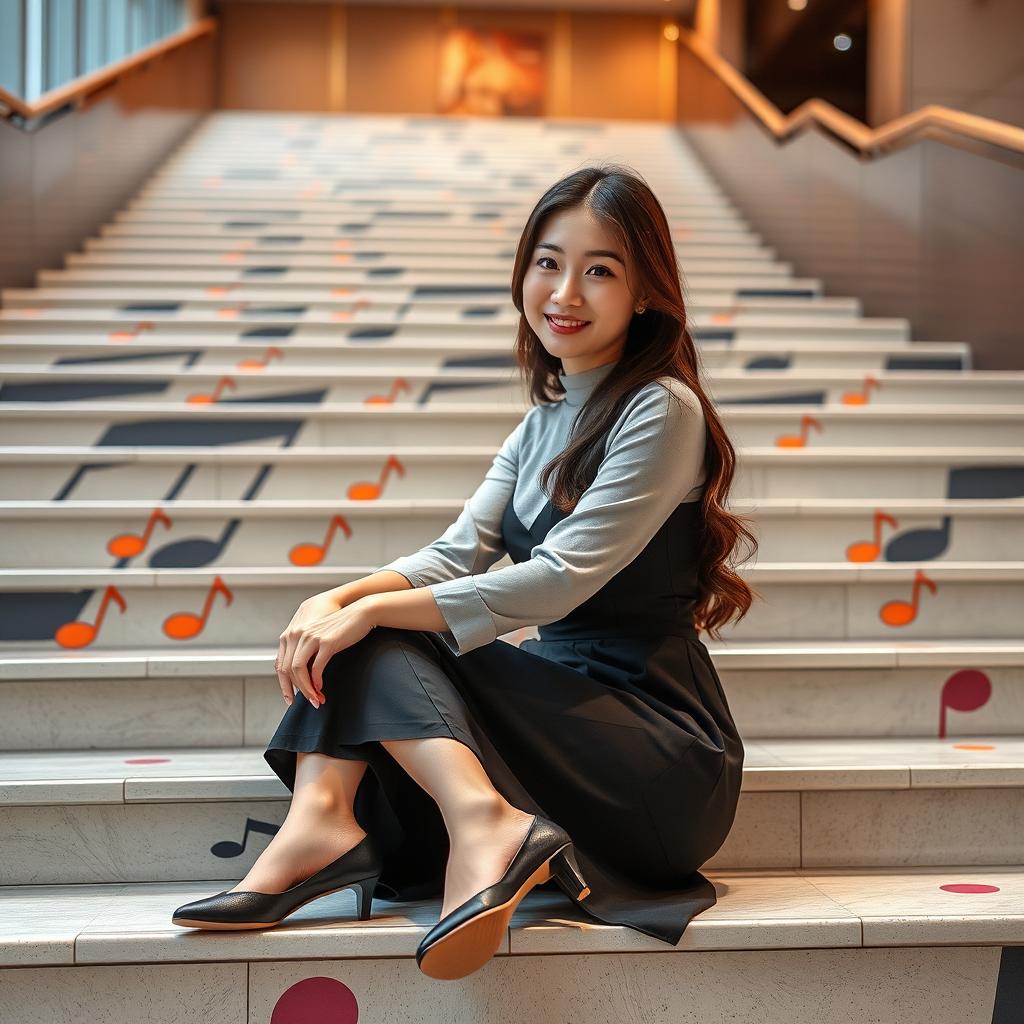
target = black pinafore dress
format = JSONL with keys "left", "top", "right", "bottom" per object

{"left": 264, "top": 493, "right": 745, "bottom": 946}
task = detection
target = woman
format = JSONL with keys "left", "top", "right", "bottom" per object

{"left": 172, "top": 164, "right": 757, "bottom": 981}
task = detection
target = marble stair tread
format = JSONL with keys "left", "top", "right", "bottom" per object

{"left": 1, "top": 638, "right": 1020, "bottom": 681}
{"left": 1, "top": 497, "right": 1020, "bottom": 515}
{"left": 3, "top": 864, "right": 1023, "bottom": 968}
{"left": 14, "top": 366, "right": 1008, "bottom": 385}
{"left": 2, "top": 562, "right": 1022, "bottom": 588}
{"left": 1, "top": 444, "right": 1017, "bottom": 462}
{"left": 4, "top": 738, "right": 1024, "bottom": 804}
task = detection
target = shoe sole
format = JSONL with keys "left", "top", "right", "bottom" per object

{"left": 171, "top": 879, "right": 374, "bottom": 930}
{"left": 418, "top": 842, "right": 590, "bottom": 981}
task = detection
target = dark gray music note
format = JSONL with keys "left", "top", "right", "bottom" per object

{"left": 211, "top": 816, "right": 280, "bottom": 858}
{"left": 885, "top": 516, "right": 952, "bottom": 562}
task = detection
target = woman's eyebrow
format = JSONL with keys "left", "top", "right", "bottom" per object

{"left": 535, "top": 242, "right": 624, "bottom": 265}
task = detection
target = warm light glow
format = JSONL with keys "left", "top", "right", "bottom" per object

{"left": 663, "top": 23, "right": 679, "bottom": 42}
{"left": 833, "top": 32, "right": 853, "bottom": 51}
{"left": 787, "top": 0, "right": 808, "bottom": 9}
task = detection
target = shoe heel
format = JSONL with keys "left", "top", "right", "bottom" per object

{"left": 349, "top": 874, "right": 379, "bottom": 921}
{"left": 550, "top": 844, "right": 591, "bottom": 902}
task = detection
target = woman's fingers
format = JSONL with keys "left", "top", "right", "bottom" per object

{"left": 290, "top": 635, "right": 321, "bottom": 706}
{"left": 275, "top": 633, "right": 294, "bottom": 704}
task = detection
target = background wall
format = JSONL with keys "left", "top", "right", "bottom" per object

{"left": 213, "top": 1, "right": 676, "bottom": 119}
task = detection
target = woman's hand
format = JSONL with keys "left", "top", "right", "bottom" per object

{"left": 276, "top": 595, "right": 377, "bottom": 707}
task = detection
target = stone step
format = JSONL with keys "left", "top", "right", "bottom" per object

{"left": 0, "top": 640, "right": 1020, "bottom": 747}
{"left": 2, "top": 739, "right": 1024, "bottom": 885}
{"left": 1, "top": 563, "right": 1021, "bottom": 648}
{"left": 0, "top": 498, "right": 1020, "bottom": 566}
{"left": 1, "top": 307, "right": 910, "bottom": 341}
{"left": 3, "top": 289, "right": 863, "bottom": 320}
{"left": 0, "top": 364, "right": 1015, "bottom": 407}
{"left": 0, "top": 445, "right": 1018, "bottom": 500}
{"left": 0, "top": 404, "right": 1011, "bottom": 447}
{"left": 1, "top": 334, "right": 968, "bottom": 371}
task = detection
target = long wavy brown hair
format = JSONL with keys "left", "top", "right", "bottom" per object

{"left": 509, "top": 164, "right": 759, "bottom": 640}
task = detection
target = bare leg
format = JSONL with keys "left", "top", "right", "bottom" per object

{"left": 227, "top": 751, "right": 370, "bottom": 894}
{"left": 380, "top": 736, "right": 535, "bottom": 919}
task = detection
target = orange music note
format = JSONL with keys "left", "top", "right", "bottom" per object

{"left": 364, "top": 378, "right": 410, "bottom": 406}
{"left": 163, "top": 576, "right": 234, "bottom": 640}
{"left": 711, "top": 307, "right": 737, "bottom": 325}
{"left": 775, "top": 415, "right": 823, "bottom": 448}
{"left": 236, "top": 346, "right": 283, "bottom": 371}
{"left": 187, "top": 375, "right": 237, "bottom": 404}
{"left": 206, "top": 285, "right": 234, "bottom": 298}
{"left": 841, "top": 374, "right": 880, "bottom": 406}
{"left": 347, "top": 455, "right": 405, "bottom": 500}
{"left": 880, "top": 569, "right": 937, "bottom": 627}
{"left": 107, "top": 507, "right": 172, "bottom": 558}
{"left": 846, "top": 510, "right": 899, "bottom": 563}
{"left": 55, "top": 585, "right": 127, "bottom": 648}
{"left": 107, "top": 321, "right": 154, "bottom": 343}
{"left": 289, "top": 514, "right": 353, "bottom": 566}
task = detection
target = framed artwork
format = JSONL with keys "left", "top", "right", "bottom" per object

{"left": 438, "top": 27, "right": 546, "bottom": 116}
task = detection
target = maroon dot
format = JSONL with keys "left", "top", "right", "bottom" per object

{"left": 271, "top": 977, "right": 359, "bottom": 1023}
{"left": 939, "top": 883, "right": 1001, "bottom": 894}
{"left": 124, "top": 758, "right": 171, "bottom": 765}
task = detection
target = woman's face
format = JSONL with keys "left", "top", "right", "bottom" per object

{"left": 522, "top": 206, "right": 644, "bottom": 375}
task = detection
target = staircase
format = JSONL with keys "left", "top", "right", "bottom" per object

{"left": 1, "top": 112, "right": 1022, "bottom": 1021}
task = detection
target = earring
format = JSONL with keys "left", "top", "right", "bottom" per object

{"left": 635, "top": 304, "right": 646, "bottom": 314}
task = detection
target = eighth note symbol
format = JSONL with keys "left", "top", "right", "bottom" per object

{"left": 55, "top": 585, "right": 127, "bottom": 648}
{"left": 347, "top": 455, "right": 405, "bottom": 500}
{"left": 846, "top": 510, "right": 899, "bottom": 563}
{"left": 775, "top": 414, "right": 822, "bottom": 448}
{"left": 290, "top": 514, "right": 352, "bottom": 566}
{"left": 880, "top": 569, "right": 936, "bottom": 627}
{"left": 107, "top": 507, "right": 172, "bottom": 558}
{"left": 211, "top": 816, "right": 279, "bottom": 858}
{"left": 187, "top": 375, "right": 237, "bottom": 404}
{"left": 841, "top": 374, "right": 880, "bottom": 405}
{"left": 236, "top": 346, "right": 283, "bottom": 371}
{"left": 364, "top": 378, "right": 410, "bottom": 405}
{"left": 163, "top": 576, "right": 234, "bottom": 640}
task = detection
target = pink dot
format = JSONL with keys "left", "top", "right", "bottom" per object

{"left": 271, "top": 978, "right": 359, "bottom": 1023}
{"left": 124, "top": 758, "right": 171, "bottom": 765}
{"left": 939, "top": 883, "right": 1001, "bottom": 894}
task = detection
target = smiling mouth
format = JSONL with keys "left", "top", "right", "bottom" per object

{"left": 545, "top": 314, "right": 591, "bottom": 327}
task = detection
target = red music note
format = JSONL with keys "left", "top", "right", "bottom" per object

{"left": 938, "top": 669, "right": 992, "bottom": 738}
{"left": 236, "top": 346, "right": 283, "bottom": 371}
{"left": 841, "top": 374, "right": 880, "bottom": 406}
{"left": 846, "top": 510, "right": 899, "bottom": 563}
{"left": 364, "top": 378, "right": 410, "bottom": 406}
{"left": 107, "top": 507, "right": 172, "bottom": 558}
{"left": 163, "top": 576, "right": 234, "bottom": 640}
{"left": 347, "top": 455, "right": 405, "bottom": 500}
{"left": 775, "top": 414, "right": 823, "bottom": 448}
{"left": 55, "top": 585, "right": 127, "bottom": 648}
{"left": 187, "top": 375, "right": 237, "bottom": 404}
{"left": 880, "top": 569, "right": 937, "bottom": 627}
{"left": 289, "top": 515, "right": 353, "bottom": 566}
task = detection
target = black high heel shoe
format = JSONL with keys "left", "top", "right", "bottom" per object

{"left": 171, "top": 833, "right": 383, "bottom": 930}
{"left": 416, "top": 814, "right": 591, "bottom": 980}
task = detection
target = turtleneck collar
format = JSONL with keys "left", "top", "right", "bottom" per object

{"left": 558, "top": 359, "right": 618, "bottom": 408}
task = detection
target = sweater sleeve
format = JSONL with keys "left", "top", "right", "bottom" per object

{"left": 375, "top": 414, "right": 525, "bottom": 587}
{"left": 427, "top": 380, "right": 707, "bottom": 656}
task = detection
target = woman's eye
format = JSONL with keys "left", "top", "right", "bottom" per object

{"left": 535, "top": 258, "right": 613, "bottom": 277}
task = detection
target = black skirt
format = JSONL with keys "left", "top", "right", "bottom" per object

{"left": 263, "top": 620, "right": 744, "bottom": 946}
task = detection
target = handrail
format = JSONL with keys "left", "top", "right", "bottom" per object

{"left": 0, "top": 16, "right": 217, "bottom": 122}
{"left": 678, "top": 25, "right": 1024, "bottom": 158}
